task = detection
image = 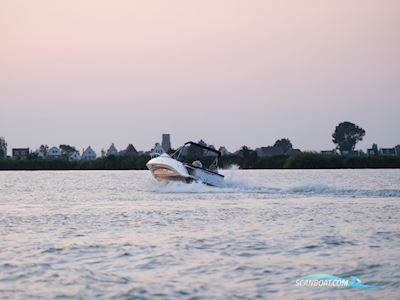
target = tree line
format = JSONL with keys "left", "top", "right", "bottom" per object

{"left": 1, "top": 151, "right": 399, "bottom": 170}
{"left": 1, "top": 121, "right": 399, "bottom": 170}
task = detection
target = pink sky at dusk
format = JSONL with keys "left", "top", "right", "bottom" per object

{"left": 1, "top": 0, "right": 399, "bottom": 153}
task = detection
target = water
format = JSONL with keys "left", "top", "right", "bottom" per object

{"left": 0, "top": 169, "right": 399, "bottom": 299}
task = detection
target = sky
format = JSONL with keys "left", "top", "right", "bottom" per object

{"left": 1, "top": 0, "right": 399, "bottom": 154}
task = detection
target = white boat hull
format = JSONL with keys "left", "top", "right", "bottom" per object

{"left": 146, "top": 154, "right": 191, "bottom": 182}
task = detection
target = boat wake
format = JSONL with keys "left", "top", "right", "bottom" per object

{"left": 149, "top": 180, "right": 400, "bottom": 198}
{"left": 149, "top": 169, "right": 400, "bottom": 198}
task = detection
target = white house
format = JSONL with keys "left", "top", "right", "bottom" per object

{"left": 81, "top": 146, "right": 96, "bottom": 160}
{"left": 47, "top": 147, "right": 62, "bottom": 158}
{"left": 35, "top": 146, "right": 46, "bottom": 159}
{"left": 35, "top": 149, "right": 45, "bottom": 159}
{"left": 68, "top": 151, "right": 81, "bottom": 161}
{"left": 107, "top": 143, "right": 119, "bottom": 156}
{"left": 150, "top": 143, "right": 165, "bottom": 157}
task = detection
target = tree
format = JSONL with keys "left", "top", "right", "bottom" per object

{"left": 0, "top": 137, "right": 7, "bottom": 159}
{"left": 371, "top": 143, "right": 378, "bottom": 156}
{"left": 395, "top": 145, "right": 400, "bottom": 156}
{"left": 27, "top": 152, "right": 39, "bottom": 160}
{"left": 59, "top": 144, "right": 76, "bottom": 154}
{"left": 238, "top": 145, "right": 251, "bottom": 158}
{"left": 273, "top": 138, "right": 293, "bottom": 154}
{"left": 39, "top": 144, "right": 49, "bottom": 156}
{"left": 332, "top": 121, "right": 365, "bottom": 153}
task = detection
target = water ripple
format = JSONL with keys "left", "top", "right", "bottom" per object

{"left": 0, "top": 170, "right": 399, "bottom": 299}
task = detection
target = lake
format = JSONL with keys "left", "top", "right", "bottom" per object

{"left": 0, "top": 169, "right": 399, "bottom": 299}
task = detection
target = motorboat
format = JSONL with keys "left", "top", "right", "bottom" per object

{"left": 146, "top": 141, "right": 224, "bottom": 187}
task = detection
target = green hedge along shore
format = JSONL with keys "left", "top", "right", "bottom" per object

{"left": 1, "top": 152, "right": 400, "bottom": 170}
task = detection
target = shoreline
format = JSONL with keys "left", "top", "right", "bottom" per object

{"left": 1, "top": 153, "right": 400, "bottom": 170}
{"left": 0, "top": 168, "right": 399, "bottom": 171}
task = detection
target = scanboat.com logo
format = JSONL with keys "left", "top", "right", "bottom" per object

{"left": 296, "top": 274, "right": 384, "bottom": 289}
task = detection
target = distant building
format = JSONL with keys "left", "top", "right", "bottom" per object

{"left": 379, "top": 148, "right": 396, "bottom": 156}
{"left": 107, "top": 143, "right": 119, "bottom": 156}
{"left": 120, "top": 144, "right": 138, "bottom": 156}
{"left": 320, "top": 150, "right": 337, "bottom": 155}
{"left": 12, "top": 148, "right": 29, "bottom": 160}
{"left": 47, "top": 147, "right": 62, "bottom": 159}
{"left": 341, "top": 150, "right": 362, "bottom": 156}
{"left": 367, "top": 144, "right": 379, "bottom": 156}
{"left": 35, "top": 145, "right": 49, "bottom": 159}
{"left": 162, "top": 134, "right": 171, "bottom": 152}
{"left": 59, "top": 145, "right": 78, "bottom": 157}
{"left": 68, "top": 151, "right": 81, "bottom": 161}
{"left": 150, "top": 143, "right": 165, "bottom": 157}
{"left": 81, "top": 146, "right": 96, "bottom": 160}
{"left": 0, "top": 137, "right": 7, "bottom": 159}
{"left": 35, "top": 149, "right": 45, "bottom": 159}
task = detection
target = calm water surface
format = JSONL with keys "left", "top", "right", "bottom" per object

{"left": 0, "top": 169, "right": 399, "bottom": 299}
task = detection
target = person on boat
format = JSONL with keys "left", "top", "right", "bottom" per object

{"left": 209, "top": 161, "right": 219, "bottom": 173}
{"left": 192, "top": 160, "right": 203, "bottom": 168}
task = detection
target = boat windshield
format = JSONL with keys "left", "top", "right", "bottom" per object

{"left": 171, "top": 141, "right": 221, "bottom": 173}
